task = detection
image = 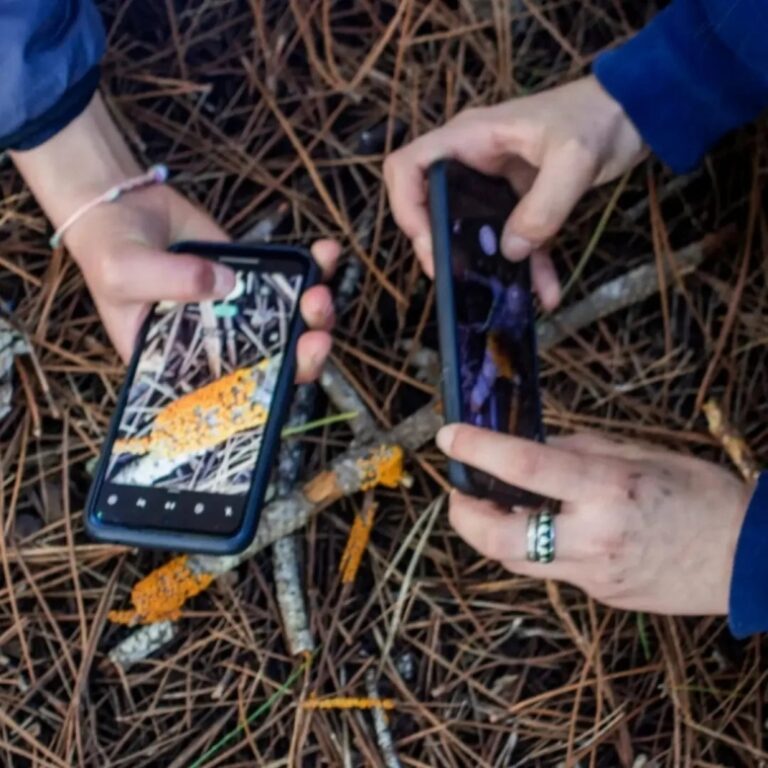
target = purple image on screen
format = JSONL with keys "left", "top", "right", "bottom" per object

{"left": 452, "top": 218, "right": 533, "bottom": 434}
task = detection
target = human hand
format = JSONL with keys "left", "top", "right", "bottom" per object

{"left": 11, "top": 93, "right": 338, "bottom": 378}
{"left": 63, "top": 185, "right": 339, "bottom": 376}
{"left": 436, "top": 425, "right": 752, "bottom": 616}
{"left": 384, "top": 75, "right": 646, "bottom": 308}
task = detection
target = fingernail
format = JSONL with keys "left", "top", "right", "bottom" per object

{"left": 213, "top": 265, "right": 236, "bottom": 297}
{"left": 502, "top": 233, "right": 533, "bottom": 261}
{"left": 436, "top": 425, "right": 456, "bottom": 453}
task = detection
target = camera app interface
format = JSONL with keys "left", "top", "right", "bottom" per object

{"left": 94, "top": 257, "right": 305, "bottom": 535}
{"left": 451, "top": 218, "right": 541, "bottom": 441}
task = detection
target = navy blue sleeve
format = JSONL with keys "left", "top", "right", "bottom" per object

{"left": 593, "top": 0, "right": 768, "bottom": 173}
{"left": 729, "top": 474, "right": 768, "bottom": 638}
{"left": 0, "top": 0, "right": 106, "bottom": 152}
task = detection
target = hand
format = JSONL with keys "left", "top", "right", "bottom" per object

{"left": 63, "top": 185, "right": 339, "bottom": 376}
{"left": 12, "top": 93, "right": 338, "bottom": 378}
{"left": 384, "top": 75, "right": 647, "bottom": 308}
{"left": 436, "top": 425, "right": 752, "bottom": 616}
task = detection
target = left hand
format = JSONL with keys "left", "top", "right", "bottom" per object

{"left": 436, "top": 424, "right": 752, "bottom": 616}
{"left": 63, "top": 182, "right": 340, "bottom": 379}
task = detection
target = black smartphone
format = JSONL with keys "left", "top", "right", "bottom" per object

{"left": 429, "top": 160, "right": 545, "bottom": 507}
{"left": 85, "top": 241, "right": 319, "bottom": 554}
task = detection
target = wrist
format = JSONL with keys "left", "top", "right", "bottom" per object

{"left": 10, "top": 92, "right": 143, "bottom": 232}
{"left": 586, "top": 75, "right": 648, "bottom": 179}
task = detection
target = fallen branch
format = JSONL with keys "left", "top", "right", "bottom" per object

{"left": 536, "top": 232, "right": 726, "bottom": 350}
{"left": 365, "top": 668, "right": 402, "bottom": 768}
{"left": 273, "top": 384, "right": 317, "bottom": 657}
{"left": 108, "top": 439, "right": 413, "bottom": 666}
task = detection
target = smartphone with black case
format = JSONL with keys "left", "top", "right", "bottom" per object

{"left": 429, "top": 160, "right": 545, "bottom": 507}
{"left": 85, "top": 241, "right": 319, "bottom": 554}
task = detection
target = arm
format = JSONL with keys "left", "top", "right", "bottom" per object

{"left": 3, "top": 1, "right": 338, "bottom": 375}
{"left": 594, "top": 0, "right": 768, "bottom": 173}
{"left": 0, "top": 0, "right": 105, "bottom": 151}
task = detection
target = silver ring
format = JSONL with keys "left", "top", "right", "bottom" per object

{"left": 526, "top": 507, "right": 555, "bottom": 564}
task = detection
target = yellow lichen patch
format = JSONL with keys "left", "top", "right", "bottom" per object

{"left": 704, "top": 399, "right": 760, "bottom": 483}
{"left": 108, "top": 555, "right": 214, "bottom": 626}
{"left": 357, "top": 445, "right": 405, "bottom": 491}
{"left": 302, "top": 694, "right": 395, "bottom": 711}
{"left": 339, "top": 502, "right": 376, "bottom": 584}
{"left": 113, "top": 359, "right": 271, "bottom": 459}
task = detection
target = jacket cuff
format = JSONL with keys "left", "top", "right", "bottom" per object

{"left": 729, "top": 473, "right": 768, "bottom": 639}
{"left": 0, "top": 66, "right": 101, "bottom": 152}
{"left": 593, "top": 0, "right": 768, "bottom": 174}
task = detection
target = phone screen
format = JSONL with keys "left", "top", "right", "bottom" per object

{"left": 451, "top": 219, "right": 542, "bottom": 440}
{"left": 444, "top": 163, "right": 544, "bottom": 501}
{"left": 93, "top": 254, "right": 307, "bottom": 536}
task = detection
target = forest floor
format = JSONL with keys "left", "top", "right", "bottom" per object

{"left": 0, "top": 1, "right": 766, "bottom": 766}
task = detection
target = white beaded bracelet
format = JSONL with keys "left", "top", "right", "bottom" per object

{"left": 49, "top": 164, "right": 169, "bottom": 249}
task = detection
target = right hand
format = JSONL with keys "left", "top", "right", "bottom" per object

{"left": 384, "top": 75, "right": 647, "bottom": 308}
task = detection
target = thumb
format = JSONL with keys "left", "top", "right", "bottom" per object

{"left": 501, "top": 143, "right": 597, "bottom": 260}
{"left": 105, "top": 243, "right": 236, "bottom": 304}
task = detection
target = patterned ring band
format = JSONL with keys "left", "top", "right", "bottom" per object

{"left": 526, "top": 507, "right": 556, "bottom": 564}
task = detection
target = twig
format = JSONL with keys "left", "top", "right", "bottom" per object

{"left": 365, "top": 668, "right": 402, "bottom": 768}
{"left": 703, "top": 401, "right": 761, "bottom": 484}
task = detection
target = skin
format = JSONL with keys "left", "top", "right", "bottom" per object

{"left": 384, "top": 75, "right": 647, "bottom": 307}
{"left": 11, "top": 93, "right": 338, "bottom": 380}
{"left": 385, "top": 76, "right": 753, "bottom": 617}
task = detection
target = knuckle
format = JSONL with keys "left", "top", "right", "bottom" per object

{"left": 515, "top": 207, "right": 555, "bottom": 241}
{"left": 559, "top": 136, "right": 598, "bottom": 172}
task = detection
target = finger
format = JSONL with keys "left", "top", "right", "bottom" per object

{"left": 384, "top": 111, "right": 509, "bottom": 273}
{"left": 437, "top": 424, "right": 630, "bottom": 503}
{"left": 530, "top": 249, "right": 560, "bottom": 310}
{"left": 101, "top": 246, "right": 235, "bottom": 303}
{"left": 310, "top": 239, "right": 341, "bottom": 281}
{"left": 548, "top": 432, "right": 656, "bottom": 461}
{"left": 295, "top": 331, "right": 332, "bottom": 384}
{"left": 502, "top": 143, "right": 597, "bottom": 260}
{"left": 449, "top": 491, "right": 583, "bottom": 563}
{"left": 300, "top": 285, "right": 335, "bottom": 331}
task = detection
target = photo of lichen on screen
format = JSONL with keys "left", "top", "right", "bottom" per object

{"left": 104, "top": 270, "right": 302, "bottom": 495}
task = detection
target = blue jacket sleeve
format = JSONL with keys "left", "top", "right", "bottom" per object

{"left": 593, "top": 0, "right": 768, "bottom": 173}
{"left": 0, "top": 0, "right": 106, "bottom": 152}
{"left": 729, "top": 474, "right": 768, "bottom": 638}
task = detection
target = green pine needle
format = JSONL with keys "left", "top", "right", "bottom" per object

{"left": 280, "top": 410, "right": 359, "bottom": 439}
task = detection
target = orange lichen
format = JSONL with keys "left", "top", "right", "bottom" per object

{"left": 113, "top": 358, "right": 273, "bottom": 459}
{"left": 339, "top": 502, "right": 376, "bottom": 584}
{"left": 302, "top": 694, "right": 395, "bottom": 711}
{"left": 303, "top": 445, "right": 406, "bottom": 504}
{"left": 704, "top": 400, "right": 760, "bottom": 483}
{"left": 108, "top": 555, "right": 214, "bottom": 626}
{"left": 357, "top": 445, "right": 405, "bottom": 491}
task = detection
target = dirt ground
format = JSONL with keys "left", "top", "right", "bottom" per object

{"left": 0, "top": 1, "right": 767, "bottom": 765}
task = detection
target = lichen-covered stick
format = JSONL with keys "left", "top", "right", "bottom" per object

{"left": 273, "top": 384, "right": 317, "bottom": 657}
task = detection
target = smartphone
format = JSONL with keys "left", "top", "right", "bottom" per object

{"left": 85, "top": 242, "right": 319, "bottom": 554}
{"left": 429, "top": 160, "right": 545, "bottom": 507}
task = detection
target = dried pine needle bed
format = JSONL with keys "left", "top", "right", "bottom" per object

{"left": 0, "top": 1, "right": 767, "bottom": 766}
